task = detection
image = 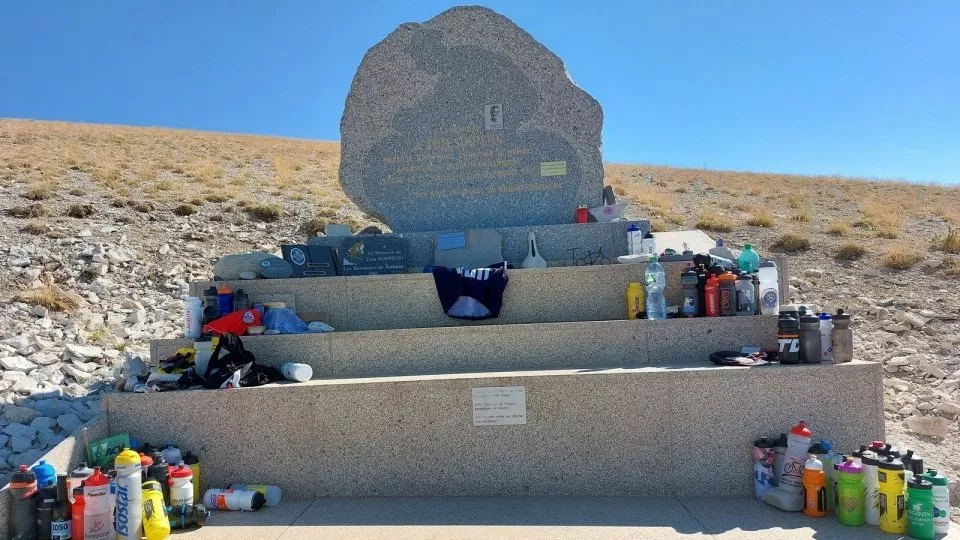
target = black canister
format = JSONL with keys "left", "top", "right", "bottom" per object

{"left": 11, "top": 465, "right": 39, "bottom": 540}
{"left": 777, "top": 314, "right": 801, "bottom": 364}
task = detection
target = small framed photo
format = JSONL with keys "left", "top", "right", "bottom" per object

{"left": 484, "top": 104, "right": 504, "bottom": 130}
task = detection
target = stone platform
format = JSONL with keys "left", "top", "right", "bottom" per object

{"left": 102, "top": 361, "right": 883, "bottom": 499}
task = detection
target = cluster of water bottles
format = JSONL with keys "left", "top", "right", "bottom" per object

{"left": 8, "top": 439, "right": 282, "bottom": 540}
{"left": 753, "top": 421, "right": 951, "bottom": 539}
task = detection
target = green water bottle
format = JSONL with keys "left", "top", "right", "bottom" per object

{"left": 907, "top": 475, "right": 935, "bottom": 540}
{"left": 836, "top": 457, "right": 865, "bottom": 526}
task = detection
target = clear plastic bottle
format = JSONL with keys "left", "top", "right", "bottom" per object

{"left": 644, "top": 255, "right": 667, "bottom": 320}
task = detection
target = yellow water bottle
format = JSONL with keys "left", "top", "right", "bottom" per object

{"left": 878, "top": 455, "right": 907, "bottom": 534}
{"left": 626, "top": 282, "right": 644, "bottom": 319}
{"left": 142, "top": 479, "right": 171, "bottom": 540}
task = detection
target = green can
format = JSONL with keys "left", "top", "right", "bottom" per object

{"left": 836, "top": 458, "right": 865, "bottom": 526}
{"left": 907, "top": 477, "right": 935, "bottom": 540}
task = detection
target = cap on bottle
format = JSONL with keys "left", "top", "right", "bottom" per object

{"left": 85, "top": 467, "right": 110, "bottom": 487}
{"left": 804, "top": 455, "right": 823, "bottom": 471}
{"left": 819, "top": 312, "right": 831, "bottom": 320}
{"left": 838, "top": 457, "right": 863, "bottom": 474}
{"left": 170, "top": 464, "right": 193, "bottom": 479}
{"left": 744, "top": 243, "right": 752, "bottom": 249}
{"left": 790, "top": 421, "right": 811, "bottom": 438}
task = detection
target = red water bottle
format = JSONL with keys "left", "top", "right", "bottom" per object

{"left": 575, "top": 205, "right": 589, "bottom": 223}
{"left": 705, "top": 274, "right": 720, "bottom": 317}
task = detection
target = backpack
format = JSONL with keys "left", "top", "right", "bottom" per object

{"left": 198, "top": 333, "right": 282, "bottom": 389}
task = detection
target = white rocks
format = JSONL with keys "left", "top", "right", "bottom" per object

{"left": 904, "top": 415, "right": 949, "bottom": 439}
{"left": 887, "top": 357, "right": 912, "bottom": 367}
{"left": 898, "top": 404, "right": 917, "bottom": 415}
{"left": 918, "top": 362, "right": 947, "bottom": 379}
{"left": 86, "top": 262, "right": 108, "bottom": 276}
{"left": 56, "top": 413, "right": 82, "bottom": 433}
{"left": 0, "top": 356, "right": 37, "bottom": 371}
{"left": 31, "top": 353, "right": 59, "bottom": 366}
{"left": 8, "top": 258, "right": 31, "bottom": 268}
{"left": 12, "top": 378, "right": 40, "bottom": 394}
{"left": 3, "top": 423, "right": 37, "bottom": 439}
{"left": 158, "top": 243, "right": 170, "bottom": 255}
{"left": 62, "top": 365, "right": 93, "bottom": 382}
{"left": 904, "top": 313, "right": 928, "bottom": 328}
{"left": 883, "top": 322, "right": 910, "bottom": 333}
{"left": 77, "top": 229, "right": 92, "bottom": 238}
{"left": 938, "top": 401, "right": 960, "bottom": 415}
{"left": 30, "top": 305, "right": 49, "bottom": 318}
{"left": 11, "top": 434, "right": 34, "bottom": 453}
{"left": 65, "top": 343, "right": 103, "bottom": 359}
{"left": 916, "top": 402, "right": 936, "bottom": 411}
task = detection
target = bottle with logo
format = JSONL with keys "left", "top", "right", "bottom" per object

{"left": 69, "top": 463, "right": 94, "bottom": 505}
{"left": 752, "top": 437, "right": 776, "bottom": 500}
{"left": 705, "top": 273, "right": 720, "bottom": 317}
{"left": 183, "top": 296, "right": 203, "bottom": 339}
{"left": 71, "top": 486, "right": 84, "bottom": 540}
{"left": 831, "top": 309, "right": 853, "bottom": 363}
{"left": 818, "top": 313, "right": 833, "bottom": 362}
{"left": 737, "top": 243, "right": 760, "bottom": 273}
{"left": 802, "top": 454, "right": 827, "bottom": 518}
{"left": 115, "top": 448, "right": 142, "bottom": 540}
{"left": 696, "top": 265, "right": 709, "bottom": 317}
{"left": 141, "top": 480, "right": 170, "bottom": 540}
{"left": 836, "top": 458, "right": 865, "bottom": 526}
{"left": 233, "top": 289, "right": 249, "bottom": 313}
{"left": 757, "top": 261, "right": 780, "bottom": 315}
{"left": 51, "top": 475, "right": 71, "bottom": 540}
{"left": 777, "top": 314, "right": 801, "bottom": 364}
{"left": 626, "top": 282, "right": 644, "bottom": 320}
{"left": 735, "top": 274, "right": 755, "bottom": 316}
{"left": 644, "top": 256, "right": 666, "bottom": 320}
{"left": 627, "top": 224, "right": 643, "bottom": 255}
{"left": 877, "top": 455, "right": 907, "bottom": 534}
{"left": 83, "top": 468, "right": 115, "bottom": 540}
{"left": 798, "top": 314, "right": 822, "bottom": 364}
{"left": 37, "top": 484, "right": 57, "bottom": 540}
{"left": 216, "top": 283, "right": 234, "bottom": 318}
{"left": 202, "top": 286, "right": 220, "bottom": 323}
{"left": 680, "top": 268, "right": 699, "bottom": 318}
{"left": 862, "top": 448, "right": 881, "bottom": 526}
{"left": 227, "top": 484, "right": 282, "bottom": 507}
{"left": 718, "top": 272, "right": 737, "bottom": 316}
{"left": 169, "top": 464, "right": 194, "bottom": 507}
{"left": 809, "top": 439, "right": 835, "bottom": 513}
{"left": 640, "top": 232, "right": 657, "bottom": 256}
{"left": 907, "top": 472, "right": 935, "bottom": 540}
{"left": 924, "top": 469, "right": 950, "bottom": 535}
{"left": 779, "top": 421, "right": 812, "bottom": 494}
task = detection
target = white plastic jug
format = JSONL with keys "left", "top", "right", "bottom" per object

{"left": 779, "top": 421, "right": 812, "bottom": 493}
{"left": 281, "top": 362, "right": 313, "bottom": 382}
{"left": 183, "top": 297, "right": 203, "bottom": 339}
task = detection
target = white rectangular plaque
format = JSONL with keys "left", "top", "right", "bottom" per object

{"left": 472, "top": 386, "right": 526, "bottom": 426}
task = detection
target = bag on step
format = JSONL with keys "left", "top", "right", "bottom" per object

{"left": 197, "top": 333, "right": 283, "bottom": 389}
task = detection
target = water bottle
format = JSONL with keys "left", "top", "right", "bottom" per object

{"left": 717, "top": 272, "right": 737, "bottom": 316}
{"left": 627, "top": 224, "right": 643, "bottom": 255}
{"left": 735, "top": 274, "right": 755, "bottom": 316}
{"left": 757, "top": 261, "right": 779, "bottom": 315}
{"left": 802, "top": 454, "right": 827, "bottom": 518}
{"left": 640, "top": 232, "right": 657, "bottom": 255}
{"left": 925, "top": 469, "right": 950, "bottom": 535}
{"left": 69, "top": 463, "right": 94, "bottom": 505}
{"left": 837, "top": 458, "right": 865, "bottom": 526}
{"left": 32, "top": 460, "right": 57, "bottom": 488}
{"left": 780, "top": 421, "right": 812, "bottom": 493}
{"left": 227, "top": 484, "right": 282, "bottom": 507}
{"left": 777, "top": 314, "right": 801, "bottom": 364}
{"left": 696, "top": 265, "right": 709, "bottom": 317}
{"left": 705, "top": 274, "right": 720, "bottom": 317}
{"left": 877, "top": 455, "right": 906, "bottom": 534}
{"left": 626, "top": 282, "right": 644, "bottom": 320}
{"left": 281, "top": 362, "right": 313, "bottom": 382}
{"left": 752, "top": 437, "right": 776, "bottom": 500}
{"left": 862, "top": 449, "right": 881, "bottom": 525}
{"left": 644, "top": 255, "right": 666, "bottom": 320}
{"left": 809, "top": 439, "right": 835, "bottom": 512}
{"left": 194, "top": 338, "right": 214, "bottom": 378}
{"left": 216, "top": 284, "right": 233, "bottom": 317}
{"left": 183, "top": 296, "right": 203, "bottom": 339}
{"left": 168, "top": 503, "right": 210, "bottom": 530}
{"left": 799, "top": 314, "right": 822, "bottom": 364}
{"left": 71, "top": 487, "right": 84, "bottom": 540}
{"left": 161, "top": 443, "right": 183, "bottom": 466}
{"left": 680, "top": 268, "right": 699, "bottom": 318}
{"left": 818, "top": 313, "right": 833, "bottom": 362}
{"left": 773, "top": 433, "right": 788, "bottom": 486}
{"left": 183, "top": 452, "right": 201, "bottom": 505}
{"left": 51, "top": 476, "right": 71, "bottom": 540}
{"left": 233, "top": 288, "right": 249, "bottom": 313}
{"left": 169, "top": 464, "right": 194, "bottom": 506}
{"left": 202, "top": 286, "right": 220, "bottom": 323}
{"left": 737, "top": 243, "right": 760, "bottom": 272}
{"left": 11, "top": 465, "right": 39, "bottom": 540}
{"left": 831, "top": 309, "right": 853, "bottom": 363}
{"left": 907, "top": 474, "right": 935, "bottom": 539}
{"left": 114, "top": 448, "right": 143, "bottom": 540}
{"left": 141, "top": 480, "right": 170, "bottom": 540}
{"left": 83, "top": 468, "right": 115, "bottom": 540}
{"left": 202, "top": 489, "right": 266, "bottom": 511}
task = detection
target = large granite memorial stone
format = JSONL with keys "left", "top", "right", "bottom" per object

{"left": 339, "top": 6, "right": 604, "bottom": 233}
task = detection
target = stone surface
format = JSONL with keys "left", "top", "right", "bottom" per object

{"left": 213, "top": 252, "right": 282, "bottom": 280}
{"left": 339, "top": 6, "right": 603, "bottom": 232}
{"left": 0, "top": 356, "right": 36, "bottom": 371}
{"left": 433, "top": 229, "right": 504, "bottom": 269}
{"left": 64, "top": 343, "right": 103, "bottom": 359}
{"left": 904, "top": 415, "right": 949, "bottom": 438}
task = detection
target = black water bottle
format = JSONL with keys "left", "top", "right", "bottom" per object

{"left": 11, "top": 465, "right": 39, "bottom": 540}
{"left": 696, "top": 265, "right": 708, "bottom": 317}
{"left": 778, "top": 314, "right": 801, "bottom": 364}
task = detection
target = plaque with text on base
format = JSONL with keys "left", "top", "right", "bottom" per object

{"left": 338, "top": 236, "right": 408, "bottom": 276}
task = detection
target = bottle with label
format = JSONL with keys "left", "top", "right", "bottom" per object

{"left": 69, "top": 463, "right": 94, "bottom": 506}
{"left": 227, "top": 484, "right": 282, "bottom": 507}
{"left": 640, "top": 232, "right": 657, "bottom": 256}
{"left": 752, "top": 438, "right": 776, "bottom": 500}
{"left": 907, "top": 474, "right": 935, "bottom": 540}
{"left": 626, "top": 282, "right": 644, "bottom": 320}
{"left": 924, "top": 469, "right": 950, "bottom": 535}
{"left": 141, "top": 480, "right": 170, "bottom": 540}
{"left": 735, "top": 274, "right": 755, "bottom": 316}
{"left": 680, "top": 268, "right": 699, "bottom": 318}
{"left": 777, "top": 314, "right": 801, "bottom": 364}
{"left": 799, "top": 314, "right": 823, "bottom": 364}
{"left": 169, "top": 464, "right": 194, "bottom": 507}
{"left": 757, "top": 261, "right": 780, "bottom": 315}
{"left": 773, "top": 433, "right": 788, "bottom": 486}
{"left": 644, "top": 256, "right": 666, "bottom": 320}
{"left": 11, "top": 464, "right": 39, "bottom": 540}
{"left": 818, "top": 313, "right": 833, "bottom": 362}
{"left": 233, "top": 289, "right": 249, "bottom": 313}
{"left": 877, "top": 455, "right": 907, "bottom": 534}
{"left": 696, "top": 265, "right": 709, "bottom": 317}
{"left": 37, "top": 484, "right": 57, "bottom": 540}
{"left": 802, "top": 454, "right": 827, "bottom": 517}
{"left": 183, "top": 296, "right": 203, "bottom": 339}
{"left": 115, "top": 448, "right": 142, "bottom": 540}
{"left": 809, "top": 439, "right": 835, "bottom": 513}
{"left": 627, "top": 224, "right": 643, "bottom": 255}
{"left": 83, "top": 468, "right": 115, "bottom": 540}
{"left": 862, "top": 449, "right": 881, "bottom": 526}
{"left": 704, "top": 274, "right": 720, "bottom": 317}
{"left": 182, "top": 452, "right": 201, "bottom": 504}
{"left": 202, "top": 286, "right": 220, "bottom": 323}
{"left": 51, "top": 475, "right": 71, "bottom": 540}
{"left": 717, "top": 272, "right": 737, "bottom": 316}
{"left": 216, "top": 284, "right": 234, "bottom": 318}
{"left": 831, "top": 309, "right": 853, "bottom": 363}
{"left": 837, "top": 458, "right": 865, "bottom": 526}
{"left": 779, "top": 421, "right": 812, "bottom": 493}
{"left": 71, "top": 486, "right": 84, "bottom": 540}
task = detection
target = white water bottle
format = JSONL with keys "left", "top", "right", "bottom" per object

{"left": 779, "top": 421, "right": 812, "bottom": 493}
{"left": 281, "top": 362, "right": 313, "bottom": 382}
{"left": 818, "top": 313, "right": 833, "bottom": 362}
{"left": 169, "top": 463, "right": 194, "bottom": 506}
{"left": 862, "top": 450, "right": 881, "bottom": 525}
{"left": 184, "top": 296, "right": 203, "bottom": 339}
{"left": 114, "top": 449, "right": 142, "bottom": 540}
{"left": 203, "top": 488, "right": 266, "bottom": 511}
{"left": 757, "top": 261, "right": 779, "bottom": 315}
{"left": 925, "top": 469, "right": 950, "bottom": 534}
{"left": 229, "top": 484, "right": 282, "bottom": 507}
{"left": 627, "top": 224, "right": 644, "bottom": 255}
{"left": 84, "top": 468, "right": 116, "bottom": 540}
{"left": 640, "top": 232, "right": 657, "bottom": 255}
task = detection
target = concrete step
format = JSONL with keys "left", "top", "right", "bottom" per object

{"left": 152, "top": 315, "right": 778, "bottom": 379}
{"left": 103, "top": 361, "right": 883, "bottom": 500}
{"left": 173, "top": 496, "right": 960, "bottom": 540}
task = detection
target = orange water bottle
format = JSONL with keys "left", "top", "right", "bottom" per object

{"left": 803, "top": 454, "right": 827, "bottom": 517}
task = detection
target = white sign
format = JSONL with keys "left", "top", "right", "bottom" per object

{"left": 472, "top": 386, "right": 526, "bottom": 426}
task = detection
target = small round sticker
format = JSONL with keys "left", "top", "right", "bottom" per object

{"left": 242, "top": 311, "right": 255, "bottom": 324}
{"left": 289, "top": 248, "right": 306, "bottom": 266}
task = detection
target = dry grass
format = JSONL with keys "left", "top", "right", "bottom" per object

{"left": 24, "top": 183, "right": 55, "bottom": 201}
{"left": 943, "top": 258, "right": 960, "bottom": 277}
{"left": 131, "top": 201, "right": 154, "bottom": 213}
{"left": 746, "top": 213, "right": 774, "bottom": 228}
{"left": 300, "top": 216, "right": 328, "bottom": 237}
{"left": 771, "top": 233, "right": 811, "bottom": 252}
{"left": 172, "top": 204, "right": 198, "bottom": 216}
{"left": 204, "top": 193, "right": 231, "bottom": 203}
{"left": 695, "top": 211, "right": 734, "bottom": 233}
{"left": 247, "top": 203, "right": 282, "bottom": 222}
{"left": 835, "top": 242, "right": 868, "bottom": 261}
{"left": 931, "top": 229, "right": 960, "bottom": 254}
{"left": 794, "top": 211, "right": 810, "bottom": 223}
{"left": 7, "top": 204, "right": 48, "bottom": 219}
{"left": 828, "top": 221, "right": 850, "bottom": 236}
{"left": 881, "top": 249, "right": 923, "bottom": 270}
{"left": 66, "top": 204, "right": 94, "bottom": 218}
{"left": 18, "top": 281, "right": 81, "bottom": 312}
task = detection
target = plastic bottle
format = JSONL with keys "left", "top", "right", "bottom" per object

{"left": 757, "top": 261, "right": 779, "bottom": 315}
{"left": 626, "top": 282, "right": 644, "bottom": 320}
{"left": 141, "top": 480, "right": 170, "bottom": 540}
{"left": 780, "top": 421, "right": 812, "bottom": 493}
{"left": 83, "top": 468, "right": 114, "bottom": 540}
{"left": 798, "top": 314, "right": 822, "bottom": 364}
{"left": 704, "top": 274, "right": 720, "bottom": 317}
{"left": 161, "top": 443, "right": 182, "bottom": 466}
{"left": 809, "top": 439, "right": 835, "bottom": 513}
{"left": 146, "top": 457, "right": 170, "bottom": 506}
{"left": 773, "top": 433, "right": 788, "bottom": 486}
{"left": 640, "top": 231, "right": 657, "bottom": 256}
{"left": 114, "top": 448, "right": 142, "bottom": 540}
{"left": 11, "top": 464, "right": 39, "bottom": 540}
{"left": 802, "top": 455, "right": 827, "bottom": 517}
{"left": 735, "top": 274, "right": 755, "bottom": 316}
{"left": 203, "top": 488, "right": 266, "bottom": 511}
{"left": 168, "top": 503, "right": 210, "bottom": 530}
{"left": 38, "top": 485, "right": 58, "bottom": 540}
{"left": 737, "top": 243, "right": 760, "bottom": 273}
{"left": 202, "top": 286, "right": 220, "bottom": 323}
{"left": 831, "top": 310, "right": 853, "bottom": 363}
{"left": 924, "top": 469, "right": 950, "bottom": 535}
{"left": 644, "top": 256, "right": 666, "bottom": 320}
{"left": 138, "top": 453, "right": 153, "bottom": 482}
{"left": 777, "top": 314, "right": 801, "bottom": 364}
{"left": 717, "top": 272, "right": 737, "bottom": 316}
{"left": 71, "top": 486, "right": 84, "bottom": 540}
{"left": 752, "top": 438, "right": 776, "bottom": 500}
{"left": 168, "top": 463, "right": 194, "bottom": 507}
{"left": 680, "top": 268, "right": 699, "bottom": 318}
{"left": 228, "top": 484, "right": 282, "bottom": 507}
{"left": 182, "top": 452, "right": 201, "bottom": 504}
{"left": 217, "top": 283, "right": 234, "bottom": 318}
{"left": 51, "top": 475, "right": 71, "bottom": 540}
{"left": 902, "top": 449, "right": 916, "bottom": 484}
{"left": 837, "top": 458, "right": 865, "bottom": 526}
{"left": 696, "top": 265, "right": 709, "bottom": 317}
{"left": 281, "top": 362, "right": 313, "bottom": 382}
{"left": 877, "top": 455, "right": 906, "bottom": 534}
{"left": 627, "top": 224, "right": 643, "bottom": 255}
{"left": 194, "top": 338, "right": 213, "bottom": 378}
{"left": 818, "top": 313, "right": 833, "bottom": 362}
{"left": 33, "top": 460, "right": 57, "bottom": 488}
{"left": 69, "top": 463, "right": 94, "bottom": 505}
{"left": 183, "top": 296, "right": 203, "bottom": 339}
{"left": 233, "top": 288, "right": 249, "bottom": 313}
{"left": 862, "top": 449, "right": 881, "bottom": 525}
{"left": 907, "top": 474, "right": 935, "bottom": 540}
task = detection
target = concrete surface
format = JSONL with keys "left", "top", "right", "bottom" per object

{"left": 175, "top": 496, "right": 958, "bottom": 539}
{"left": 152, "top": 315, "right": 778, "bottom": 378}
{"left": 190, "top": 253, "right": 790, "bottom": 333}
{"left": 104, "top": 361, "right": 882, "bottom": 499}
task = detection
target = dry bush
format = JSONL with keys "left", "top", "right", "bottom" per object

{"left": 192, "top": 162, "right": 225, "bottom": 184}
{"left": 856, "top": 199, "right": 902, "bottom": 237}
{"left": 20, "top": 221, "right": 53, "bottom": 236}
{"left": 188, "top": 198, "right": 205, "bottom": 207}
{"left": 695, "top": 212, "right": 734, "bottom": 233}
{"left": 272, "top": 155, "right": 295, "bottom": 187}
{"left": 787, "top": 195, "right": 805, "bottom": 209}
{"left": 18, "top": 282, "right": 81, "bottom": 312}
{"left": 24, "top": 183, "right": 55, "bottom": 201}
{"left": 793, "top": 211, "right": 810, "bottom": 223}
{"left": 876, "top": 229, "right": 899, "bottom": 239}
{"left": 8, "top": 204, "right": 48, "bottom": 218}
{"left": 828, "top": 221, "right": 849, "bottom": 236}
{"left": 931, "top": 229, "right": 960, "bottom": 254}
{"left": 835, "top": 242, "right": 868, "bottom": 261}
{"left": 746, "top": 213, "right": 774, "bottom": 228}
{"left": 247, "top": 203, "right": 282, "bottom": 222}
{"left": 172, "top": 204, "right": 198, "bottom": 216}
{"left": 771, "top": 233, "right": 811, "bottom": 252}
{"left": 650, "top": 221, "right": 668, "bottom": 232}
{"left": 131, "top": 201, "right": 154, "bottom": 213}
{"left": 881, "top": 250, "right": 923, "bottom": 270}
{"left": 300, "top": 216, "right": 328, "bottom": 237}
{"left": 204, "top": 193, "right": 230, "bottom": 203}
{"left": 66, "top": 204, "right": 94, "bottom": 218}
{"left": 943, "top": 258, "right": 960, "bottom": 277}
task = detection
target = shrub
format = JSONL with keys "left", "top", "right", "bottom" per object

{"left": 943, "top": 258, "right": 960, "bottom": 277}
{"left": 20, "top": 221, "right": 51, "bottom": 236}
{"left": 876, "top": 229, "right": 898, "bottom": 239}
{"left": 674, "top": 187, "right": 687, "bottom": 194}
{"left": 189, "top": 198, "right": 205, "bottom": 207}
{"left": 18, "top": 282, "right": 81, "bottom": 312}
{"left": 771, "top": 233, "right": 811, "bottom": 252}
{"left": 204, "top": 193, "right": 230, "bottom": 203}
{"left": 746, "top": 213, "right": 774, "bottom": 228}
{"left": 931, "top": 229, "right": 960, "bottom": 254}
{"left": 695, "top": 212, "right": 734, "bottom": 233}
{"left": 787, "top": 195, "right": 805, "bottom": 209}
{"left": 300, "top": 216, "right": 327, "bottom": 237}
{"left": 246, "top": 203, "right": 282, "bottom": 222}
{"left": 66, "top": 204, "right": 94, "bottom": 218}
{"left": 794, "top": 211, "right": 810, "bottom": 223}
{"left": 835, "top": 242, "right": 867, "bottom": 261}
{"left": 132, "top": 201, "right": 154, "bottom": 213}
{"left": 69, "top": 188, "right": 86, "bottom": 196}
{"left": 650, "top": 221, "right": 668, "bottom": 232}
{"left": 881, "top": 250, "right": 922, "bottom": 270}
{"left": 828, "top": 221, "right": 849, "bottom": 236}
{"left": 24, "top": 183, "right": 54, "bottom": 201}
{"left": 7, "top": 204, "right": 48, "bottom": 218}
{"left": 173, "top": 204, "right": 198, "bottom": 216}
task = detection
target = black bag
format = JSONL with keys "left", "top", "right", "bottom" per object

{"left": 200, "top": 333, "right": 282, "bottom": 389}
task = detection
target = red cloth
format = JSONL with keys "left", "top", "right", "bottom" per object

{"left": 203, "top": 309, "right": 262, "bottom": 336}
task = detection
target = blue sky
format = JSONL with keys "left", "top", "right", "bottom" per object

{"left": 1, "top": 1, "right": 958, "bottom": 183}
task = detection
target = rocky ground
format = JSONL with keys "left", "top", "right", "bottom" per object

{"left": 0, "top": 120, "right": 958, "bottom": 517}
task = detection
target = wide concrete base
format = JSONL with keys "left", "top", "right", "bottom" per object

{"left": 174, "top": 497, "right": 958, "bottom": 540}
{"left": 103, "top": 361, "right": 882, "bottom": 499}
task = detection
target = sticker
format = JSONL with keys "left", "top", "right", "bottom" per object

{"left": 437, "top": 232, "right": 466, "bottom": 250}
{"left": 242, "top": 311, "right": 255, "bottom": 324}
{"left": 484, "top": 104, "right": 504, "bottom": 131}
{"left": 289, "top": 248, "right": 306, "bottom": 266}
{"left": 540, "top": 161, "right": 567, "bottom": 177}
{"left": 472, "top": 386, "right": 526, "bottom": 426}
